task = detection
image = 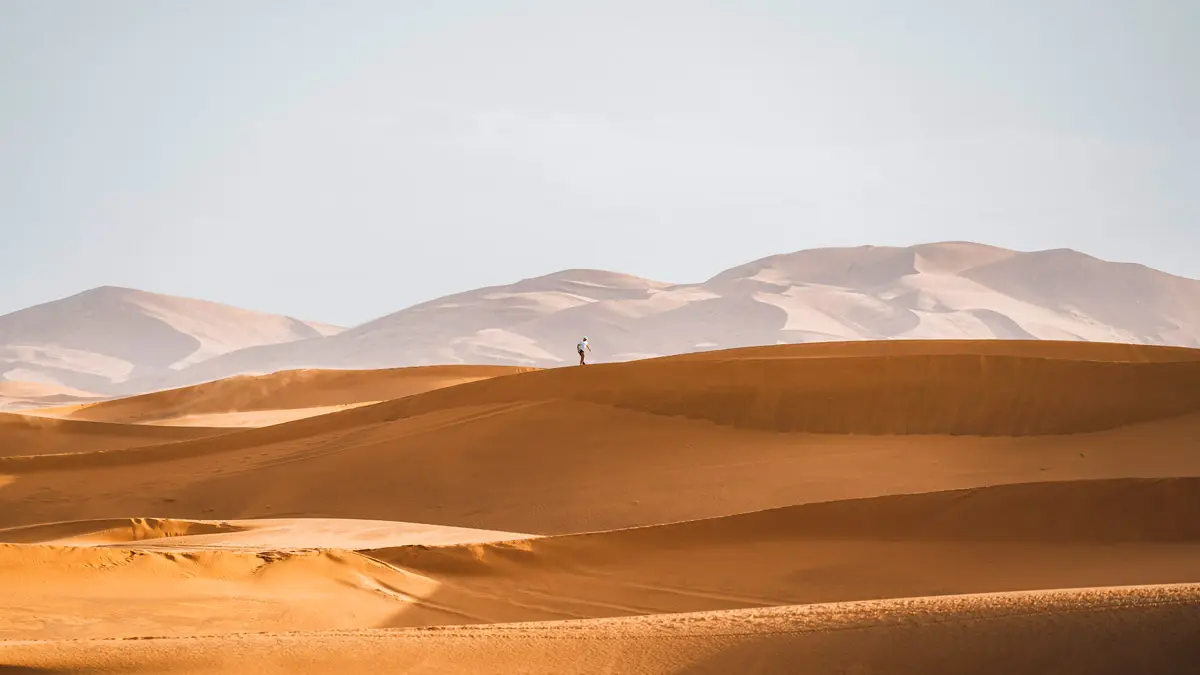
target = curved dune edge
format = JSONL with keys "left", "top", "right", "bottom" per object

{"left": 0, "top": 412, "right": 227, "bottom": 458}
{"left": 34, "top": 364, "right": 535, "bottom": 426}
{"left": 355, "top": 477, "right": 1200, "bottom": 626}
{"left": 375, "top": 476, "right": 1200, "bottom": 562}
{"left": 0, "top": 516, "right": 535, "bottom": 549}
{"left": 668, "top": 339, "right": 1200, "bottom": 363}
{"left": 0, "top": 517, "right": 249, "bottom": 545}
{"left": 2, "top": 478, "right": 1197, "bottom": 640}
{"left": 0, "top": 543, "right": 444, "bottom": 640}
{"left": 2, "top": 585, "right": 1197, "bottom": 675}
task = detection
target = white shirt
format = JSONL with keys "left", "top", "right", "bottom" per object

{"left": 577, "top": 340, "right": 588, "bottom": 351}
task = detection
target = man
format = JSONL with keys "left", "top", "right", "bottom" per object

{"left": 577, "top": 336, "right": 591, "bottom": 365}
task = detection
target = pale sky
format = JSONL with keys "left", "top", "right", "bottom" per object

{"left": 2, "top": 0, "right": 1196, "bottom": 325}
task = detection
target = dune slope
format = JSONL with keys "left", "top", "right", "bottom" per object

{"left": 361, "top": 477, "right": 1200, "bottom": 625}
{"left": 1, "top": 342, "right": 1199, "bottom": 534}
{"left": 2, "top": 478, "right": 1197, "bottom": 641}
{"left": 0, "top": 412, "right": 224, "bottom": 458}
{"left": 41, "top": 364, "right": 531, "bottom": 427}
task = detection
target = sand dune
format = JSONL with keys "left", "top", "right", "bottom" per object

{"left": 2, "top": 341, "right": 1198, "bottom": 535}
{"left": 2, "top": 339, "right": 1199, "bottom": 672}
{"left": 0, "top": 542, "right": 430, "bottom": 640}
{"left": 0, "top": 412, "right": 224, "bottom": 458}
{"left": 1, "top": 478, "right": 1196, "bottom": 641}
{"left": 0, "top": 516, "right": 535, "bottom": 641}
{"left": 0, "top": 285, "right": 341, "bottom": 394}
{"left": 675, "top": 338, "right": 1200, "bottom": 363}
{"left": 127, "top": 242, "right": 1200, "bottom": 389}
{"left": 362, "top": 478, "right": 1200, "bottom": 625}
{"left": 2, "top": 585, "right": 1197, "bottom": 674}
{"left": 36, "top": 364, "right": 530, "bottom": 427}
{"left": 13, "top": 243, "right": 1198, "bottom": 396}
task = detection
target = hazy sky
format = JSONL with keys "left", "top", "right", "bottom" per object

{"left": 2, "top": 0, "right": 1196, "bottom": 325}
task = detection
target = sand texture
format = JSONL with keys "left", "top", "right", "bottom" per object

{"left": 1, "top": 340, "right": 1199, "bottom": 673}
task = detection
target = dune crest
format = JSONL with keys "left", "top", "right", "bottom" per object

{"left": 34, "top": 364, "right": 531, "bottom": 427}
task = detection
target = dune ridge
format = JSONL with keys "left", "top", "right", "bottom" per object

{"left": 42, "top": 364, "right": 533, "bottom": 426}
{"left": 0, "top": 516, "right": 534, "bottom": 549}
{"left": 5, "top": 340, "right": 1199, "bottom": 472}
{"left": 0, "top": 517, "right": 247, "bottom": 545}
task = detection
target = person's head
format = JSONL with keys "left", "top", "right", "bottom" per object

{"left": 582, "top": 337, "right": 588, "bottom": 342}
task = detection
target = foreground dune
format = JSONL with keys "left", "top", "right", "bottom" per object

{"left": 1, "top": 478, "right": 1197, "bottom": 640}
{"left": 3, "top": 585, "right": 1197, "bottom": 674}
{"left": 0, "top": 517, "right": 534, "bottom": 640}
{"left": 32, "top": 364, "right": 531, "bottom": 427}
{"left": 367, "top": 477, "right": 1200, "bottom": 625}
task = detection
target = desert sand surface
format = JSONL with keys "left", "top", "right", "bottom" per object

{"left": 30, "top": 364, "right": 530, "bottom": 427}
{"left": 1, "top": 340, "right": 1199, "bottom": 673}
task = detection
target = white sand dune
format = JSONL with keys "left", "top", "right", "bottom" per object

{"left": 0, "top": 285, "right": 341, "bottom": 394}
{"left": 123, "top": 242, "right": 1200, "bottom": 391}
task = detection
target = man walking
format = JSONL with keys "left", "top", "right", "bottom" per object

{"left": 577, "top": 336, "right": 591, "bottom": 365}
